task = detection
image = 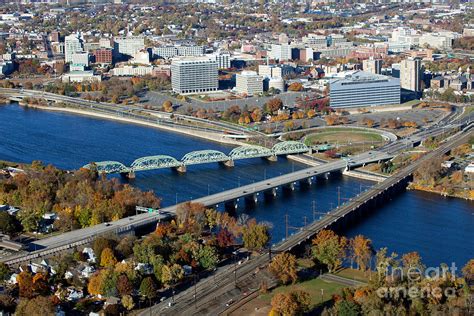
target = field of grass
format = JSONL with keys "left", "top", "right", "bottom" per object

{"left": 259, "top": 277, "right": 346, "bottom": 308}
{"left": 304, "top": 129, "right": 384, "bottom": 146}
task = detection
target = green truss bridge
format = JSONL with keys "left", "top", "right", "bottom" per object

{"left": 82, "top": 141, "right": 330, "bottom": 177}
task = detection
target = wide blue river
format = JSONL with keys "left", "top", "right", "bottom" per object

{"left": 0, "top": 104, "right": 472, "bottom": 268}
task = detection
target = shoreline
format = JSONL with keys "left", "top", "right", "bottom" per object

{"left": 18, "top": 103, "right": 246, "bottom": 147}
{"left": 408, "top": 183, "right": 473, "bottom": 201}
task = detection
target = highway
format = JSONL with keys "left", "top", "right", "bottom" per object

{"left": 0, "top": 149, "right": 391, "bottom": 266}
{"left": 1, "top": 111, "right": 471, "bottom": 266}
{"left": 0, "top": 88, "right": 249, "bottom": 136}
{"left": 150, "top": 127, "right": 473, "bottom": 316}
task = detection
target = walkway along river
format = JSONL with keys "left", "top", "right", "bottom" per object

{"left": 0, "top": 104, "right": 472, "bottom": 267}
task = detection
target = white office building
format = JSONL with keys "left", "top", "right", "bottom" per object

{"left": 363, "top": 58, "right": 382, "bottom": 75}
{"left": 153, "top": 45, "right": 205, "bottom": 59}
{"left": 114, "top": 36, "right": 145, "bottom": 57}
{"left": 400, "top": 57, "right": 422, "bottom": 92}
{"left": 171, "top": 57, "right": 218, "bottom": 94}
{"left": 329, "top": 71, "right": 400, "bottom": 108}
{"left": 258, "top": 64, "right": 294, "bottom": 79}
{"left": 270, "top": 44, "right": 292, "bottom": 61}
{"left": 210, "top": 52, "right": 231, "bottom": 69}
{"left": 71, "top": 52, "right": 89, "bottom": 67}
{"left": 64, "top": 34, "right": 83, "bottom": 63}
{"left": 235, "top": 71, "right": 263, "bottom": 96}
{"left": 111, "top": 65, "right": 153, "bottom": 76}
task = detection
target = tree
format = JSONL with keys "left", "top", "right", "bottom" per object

{"left": 336, "top": 299, "right": 362, "bottom": 316}
{"left": 265, "top": 98, "right": 283, "bottom": 114}
{"left": 93, "top": 237, "right": 115, "bottom": 261}
{"left": 163, "top": 100, "right": 173, "bottom": 112}
{"left": 268, "top": 252, "right": 298, "bottom": 284}
{"left": 195, "top": 245, "right": 219, "bottom": 270}
{"left": 161, "top": 264, "right": 184, "bottom": 286}
{"left": 242, "top": 222, "right": 270, "bottom": 250}
{"left": 462, "top": 259, "right": 474, "bottom": 282}
{"left": 312, "top": 229, "right": 348, "bottom": 273}
{"left": 116, "top": 274, "right": 133, "bottom": 296}
{"left": 0, "top": 212, "right": 22, "bottom": 237}
{"left": 216, "top": 228, "right": 234, "bottom": 248}
{"left": 0, "top": 263, "right": 10, "bottom": 282}
{"left": 351, "top": 235, "right": 373, "bottom": 271}
{"left": 87, "top": 272, "right": 104, "bottom": 296}
{"left": 270, "top": 290, "right": 310, "bottom": 315}
{"left": 15, "top": 296, "right": 55, "bottom": 316}
{"left": 100, "top": 247, "right": 117, "bottom": 268}
{"left": 288, "top": 82, "right": 304, "bottom": 91}
{"left": 139, "top": 276, "right": 157, "bottom": 299}
{"left": 17, "top": 271, "right": 34, "bottom": 298}
{"left": 122, "top": 294, "right": 135, "bottom": 310}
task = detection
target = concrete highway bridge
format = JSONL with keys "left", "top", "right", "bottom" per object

{"left": 1, "top": 149, "right": 392, "bottom": 266}
{"left": 150, "top": 128, "right": 473, "bottom": 316}
{"left": 82, "top": 141, "right": 336, "bottom": 176}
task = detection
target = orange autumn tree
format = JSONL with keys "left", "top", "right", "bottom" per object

{"left": 268, "top": 252, "right": 298, "bottom": 285}
{"left": 351, "top": 235, "right": 373, "bottom": 271}
{"left": 312, "top": 229, "right": 348, "bottom": 273}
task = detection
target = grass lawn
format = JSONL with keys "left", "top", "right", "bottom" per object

{"left": 335, "top": 268, "right": 371, "bottom": 283}
{"left": 304, "top": 129, "right": 384, "bottom": 146}
{"left": 260, "top": 277, "right": 346, "bottom": 308}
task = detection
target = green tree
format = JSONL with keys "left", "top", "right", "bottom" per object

{"left": 0, "top": 263, "right": 10, "bottom": 282}
{"left": 0, "top": 212, "right": 22, "bottom": 236}
{"left": 139, "top": 276, "right": 157, "bottom": 299}
{"left": 195, "top": 245, "right": 219, "bottom": 270}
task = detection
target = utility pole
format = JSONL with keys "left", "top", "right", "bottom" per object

{"left": 285, "top": 214, "right": 289, "bottom": 238}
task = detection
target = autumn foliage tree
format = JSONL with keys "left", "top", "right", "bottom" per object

{"left": 264, "top": 98, "right": 283, "bottom": 114}
{"left": 270, "top": 289, "right": 310, "bottom": 315}
{"left": 350, "top": 235, "right": 373, "bottom": 271}
{"left": 100, "top": 247, "right": 118, "bottom": 268}
{"left": 312, "top": 229, "right": 348, "bottom": 273}
{"left": 242, "top": 221, "right": 270, "bottom": 251}
{"left": 268, "top": 252, "right": 298, "bottom": 285}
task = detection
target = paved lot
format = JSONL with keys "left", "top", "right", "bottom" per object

{"left": 144, "top": 91, "right": 308, "bottom": 112}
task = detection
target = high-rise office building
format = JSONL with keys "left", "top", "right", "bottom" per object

{"left": 400, "top": 57, "right": 422, "bottom": 92}
{"left": 329, "top": 70, "right": 400, "bottom": 108}
{"left": 363, "top": 58, "right": 383, "bottom": 75}
{"left": 64, "top": 33, "right": 83, "bottom": 63}
{"left": 171, "top": 57, "right": 218, "bottom": 94}
{"left": 235, "top": 71, "right": 263, "bottom": 96}
{"left": 113, "top": 36, "right": 145, "bottom": 58}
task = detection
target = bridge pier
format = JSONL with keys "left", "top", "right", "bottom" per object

{"left": 224, "top": 200, "right": 238, "bottom": 212}
{"left": 120, "top": 171, "right": 135, "bottom": 180}
{"left": 173, "top": 165, "right": 187, "bottom": 173}
{"left": 283, "top": 182, "right": 295, "bottom": 192}
{"left": 245, "top": 193, "right": 258, "bottom": 205}
{"left": 265, "top": 155, "right": 278, "bottom": 162}
{"left": 264, "top": 187, "right": 277, "bottom": 199}
{"left": 299, "top": 177, "right": 313, "bottom": 188}
{"left": 220, "top": 160, "right": 234, "bottom": 168}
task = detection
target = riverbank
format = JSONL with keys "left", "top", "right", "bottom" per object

{"left": 18, "top": 103, "right": 246, "bottom": 147}
{"left": 407, "top": 183, "right": 473, "bottom": 200}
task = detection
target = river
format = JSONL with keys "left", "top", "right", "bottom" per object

{"left": 0, "top": 104, "right": 472, "bottom": 268}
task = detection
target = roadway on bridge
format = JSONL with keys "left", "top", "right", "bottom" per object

{"left": 151, "top": 128, "right": 473, "bottom": 316}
